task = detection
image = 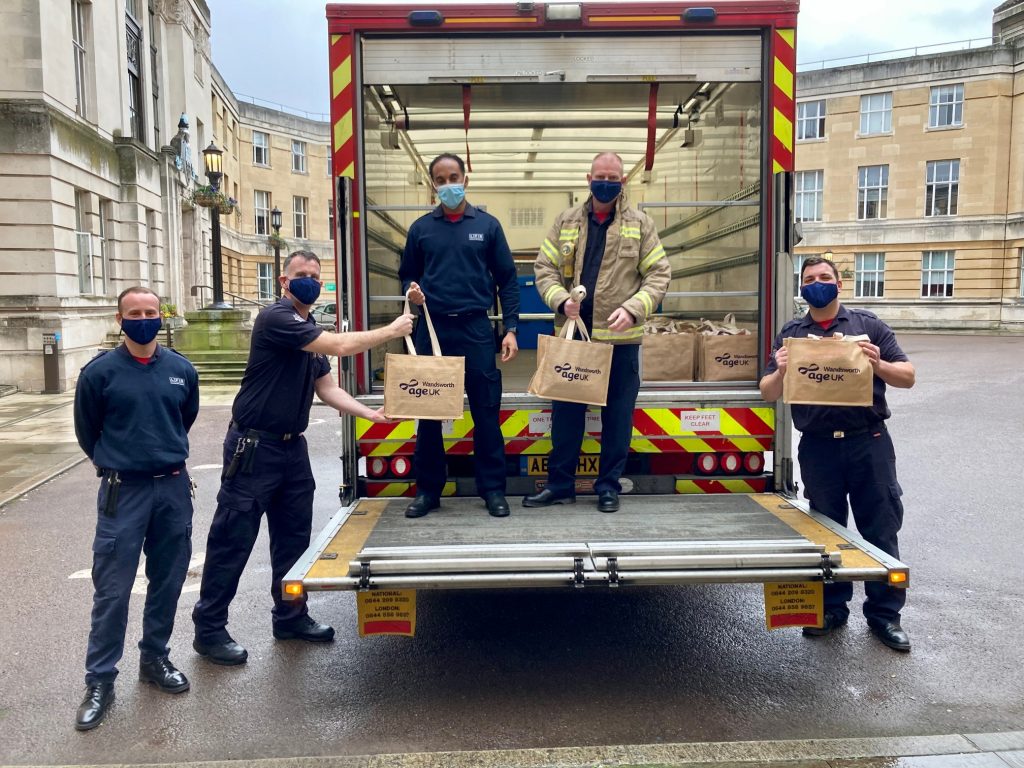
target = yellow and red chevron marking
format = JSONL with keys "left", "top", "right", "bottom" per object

{"left": 356, "top": 408, "right": 774, "bottom": 457}
{"left": 772, "top": 28, "right": 796, "bottom": 174}
{"left": 676, "top": 478, "right": 768, "bottom": 494}
{"left": 329, "top": 34, "right": 355, "bottom": 179}
{"left": 363, "top": 481, "right": 455, "bottom": 498}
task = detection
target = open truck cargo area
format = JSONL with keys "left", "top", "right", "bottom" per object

{"left": 302, "top": 1, "right": 910, "bottom": 633}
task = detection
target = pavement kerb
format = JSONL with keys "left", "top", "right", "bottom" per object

{"left": 0, "top": 454, "right": 88, "bottom": 510}
{"left": 3, "top": 730, "right": 1023, "bottom": 768}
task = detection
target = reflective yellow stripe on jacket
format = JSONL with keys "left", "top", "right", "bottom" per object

{"left": 639, "top": 243, "right": 666, "bottom": 274}
{"left": 633, "top": 290, "right": 655, "bottom": 317}
{"left": 593, "top": 326, "right": 644, "bottom": 341}
{"left": 540, "top": 238, "right": 560, "bottom": 266}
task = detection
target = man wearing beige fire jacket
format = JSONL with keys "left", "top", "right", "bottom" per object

{"left": 524, "top": 151, "right": 671, "bottom": 512}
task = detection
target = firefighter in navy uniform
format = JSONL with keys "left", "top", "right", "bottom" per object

{"left": 191, "top": 250, "right": 413, "bottom": 666}
{"left": 760, "top": 256, "right": 916, "bottom": 652}
{"left": 73, "top": 286, "right": 200, "bottom": 731}
{"left": 399, "top": 153, "right": 520, "bottom": 520}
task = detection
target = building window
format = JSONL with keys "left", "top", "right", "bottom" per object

{"left": 148, "top": 1, "right": 160, "bottom": 148}
{"left": 859, "top": 92, "right": 892, "bottom": 135}
{"left": 857, "top": 165, "right": 889, "bottom": 220}
{"left": 925, "top": 159, "right": 960, "bottom": 217}
{"left": 126, "top": 12, "right": 144, "bottom": 141}
{"left": 327, "top": 155, "right": 333, "bottom": 177}
{"left": 75, "top": 191, "right": 93, "bottom": 294}
{"left": 795, "top": 170, "right": 824, "bottom": 222}
{"left": 1020, "top": 248, "right": 1024, "bottom": 298}
{"left": 291, "top": 140, "right": 307, "bottom": 173}
{"left": 96, "top": 199, "right": 111, "bottom": 295}
{"left": 257, "top": 263, "right": 274, "bottom": 300}
{"left": 328, "top": 202, "right": 335, "bottom": 240}
{"left": 193, "top": 22, "right": 203, "bottom": 84}
{"left": 930, "top": 83, "right": 964, "bottom": 128}
{"left": 126, "top": 0, "right": 139, "bottom": 17}
{"left": 71, "top": 0, "right": 88, "bottom": 117}
{"left": 922, "top": 250, "right": 954, "bottom": 297}
{"left": 293, "top": 196, "right": 308, "bottom": 239}
{"left": 253, "top": 131, "right": 270, "bottom": 166}
{"left": 793, "top": 256, "right": 803, "bottom": 298}
{"left": 796, "top": 100, "right": 826, "bottom": 140}
{"left": 254, "top": 190, "right": 270, "bottom": 235}
{"left": 855, "top": 253, "right": 885, "bottom": 299}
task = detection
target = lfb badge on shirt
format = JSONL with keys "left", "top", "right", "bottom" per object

{"left": 468, "top": 233, "right": 484, "bottom": 242}
{"left": 169, "top": 376, "right": 186, "bottom": 387}
{"left": 293, "top": 313, "right": 304, "bottom": 322}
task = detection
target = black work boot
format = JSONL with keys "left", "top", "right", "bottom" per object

{"left": 75, "top": 682, "right": 114, "bottom": 731}
{"left": 139, "top": 656, "right": 190, "bottom": 693}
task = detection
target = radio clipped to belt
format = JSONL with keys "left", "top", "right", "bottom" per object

{"left": 99, "top": 469, "right": 121, "bottom": 517}
{"left": 225, "top": 432, "right": 260, "bottom": 480}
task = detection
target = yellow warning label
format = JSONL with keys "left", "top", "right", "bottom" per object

{"left": 763, "top": 581, "right": 823, "bottom": 630}
{"left": 357, "top": 589, "right": 417, "bottom": 637}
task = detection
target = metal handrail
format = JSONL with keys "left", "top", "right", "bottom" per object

{"left": 798, "top": 36, "right": 995, "bottom": 72}
{"left": 224, "top": 291, "right": 272, "bottom": 309}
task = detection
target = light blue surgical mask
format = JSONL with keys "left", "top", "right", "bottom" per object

{"left": 436, "top": 183, "right": 466, "bottom": 210}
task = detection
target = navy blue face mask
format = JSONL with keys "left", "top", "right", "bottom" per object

{"left": 800, "top": 281, "right": 839, "bottom": 309}
{"left": 121, "top": 317, "right": 162, "bottom": 345}
{"left": 590, "top": 179, "right": 622, "bottom": 204}
{"left": 288, "top": 277, "right": 322, "bottom": 306}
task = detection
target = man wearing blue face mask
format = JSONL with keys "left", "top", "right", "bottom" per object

{"left": 73, "top": 286, "right": 199, "bottom": 730}
{"left": 526, "top": 151, "right": 670, "bottom": 514}
{"left": 760, "top": 256, "right": 916, "bottom": 652}
{"left": 399, "top": 153, "right": 520, "bottom": 519}
{"left": 192, "top": 250, "right": 413, "bottom": 665}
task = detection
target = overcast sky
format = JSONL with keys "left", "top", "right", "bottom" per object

{"left": 207, "top": 0, "right": 998, "bottom": 117}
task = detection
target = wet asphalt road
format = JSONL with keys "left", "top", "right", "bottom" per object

{"left": 0, "top": 333, "right": 1021, "bottom": 765}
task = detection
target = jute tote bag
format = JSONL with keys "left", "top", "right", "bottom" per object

{"left": 782, "top": 336, "right": 873, "bottom": 407}
{"left": 383, "top": 299, "right": 465, "bottom": 420}
{"left": 528, "top": 318, "right": 613, "bottom": 407}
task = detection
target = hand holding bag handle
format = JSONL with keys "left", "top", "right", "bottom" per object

{"left": 561, "top": 285, "right": 591, "bottom": 343}
{"left": 402, "top": 293, "right": 444, "bottom": 357}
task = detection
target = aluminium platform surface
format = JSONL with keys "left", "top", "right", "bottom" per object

{"left": 361, "top": 493, "right": 803, "bottom": 549}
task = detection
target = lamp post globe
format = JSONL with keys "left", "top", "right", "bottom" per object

{"left": 271, "top": 206, "right": 283, "bottom": 298}
{"left": 202, "top": 141, "right": 231, "bottom": 310}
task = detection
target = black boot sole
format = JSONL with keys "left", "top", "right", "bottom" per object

{"left": 272, "top": 628, "right": 335, "bottom": 642}
{"left": 522, "top": 497, "right": 576, "bottom": 508}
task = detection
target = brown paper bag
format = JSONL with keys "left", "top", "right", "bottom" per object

{"left": 383, "top": 300, "right": 465, "bottom": 420}
{"left": 699, "top": 334, "right": 759, "bottom": 381}
{"left": 528, "top": 318, "right": 613, "bottom": 406}
{"left": 782, "top": 336, "right": 873, "bottom": 406}
{"left": 642, "top": 332, "right": 697, "bottom": 381}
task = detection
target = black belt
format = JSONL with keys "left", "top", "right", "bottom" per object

{"left": 804, "top": 423, "right": 885, "bottom": 439}
{"left": 99, "top": 466, "right": 184, "bottom": 482}
{"left": 230, "top": 420, "right": 299, "bottom": 441}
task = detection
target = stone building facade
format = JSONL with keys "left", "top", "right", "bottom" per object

{"left": 794, "top": 0, "right": 1024, "bottom": 331}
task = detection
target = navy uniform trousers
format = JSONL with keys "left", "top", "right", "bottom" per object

{"left": 85, "top": 471, "right": 192, "bottom": 685}
{"left": 798, "top": 426, "right": 906, "bottom": 623}
{"left": 192, "top": 426, "right": 314, "bottom": 644}
{"left": 413, "top": 311, "right": 505, "bottom": 499}
{"left": 546, "top": 343, "right": 640, "bottom": 496}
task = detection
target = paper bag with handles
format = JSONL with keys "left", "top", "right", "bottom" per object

{"left": 642, "top": 328, "right": 698, "bottom": 382}
{"left": 782, "top": 336, "right": 873, "bottom": 406}
{"left": 697, "top": 314, "right": 758, "bottom": 382}
{"left": 528, "top": 317, "right": 613, "bottom": 406}
{"left": 383, "top": 299, "right": 465, "bottom": 420}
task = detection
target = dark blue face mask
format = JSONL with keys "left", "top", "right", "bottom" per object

{"left": 121, "top": 317, "right": 162, "bottom": 345}
{"left": 288, "top": 276, "right": 322, "bottom": 306}
{"left": 590, "top": 179, "right": 622, "bottom": 204}
{"left": 800, "top": 281, "right": 839, "bottom": 309}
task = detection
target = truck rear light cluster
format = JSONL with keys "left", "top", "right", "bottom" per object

{"left": 694, "top": 452, "right": 765, "bottom": 476}
{"left": 366, "top": 456, "right": 414, "bottom": 479}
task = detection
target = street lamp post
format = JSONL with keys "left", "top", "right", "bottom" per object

{"left": 271, "top": 206, "right": 283, "bottom": 298}
{"left": 202, "top": 141, "right": 231, "bottom": 310}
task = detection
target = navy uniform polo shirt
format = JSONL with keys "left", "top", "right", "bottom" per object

{"left": 399, "top": 203, "right": 519, "bottom": 330}
{"left": 231, "top": 298, "right": 331, "bottom": 435}
{"left": 764, "top": 305, "right": 909, "bottom": 434}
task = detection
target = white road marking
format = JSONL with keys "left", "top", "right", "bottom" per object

{"left": 191, "top": 464, "right": 222, "bottom": 470}
{"left": 69, "top": 552, "right": 207, "bottom": 595}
